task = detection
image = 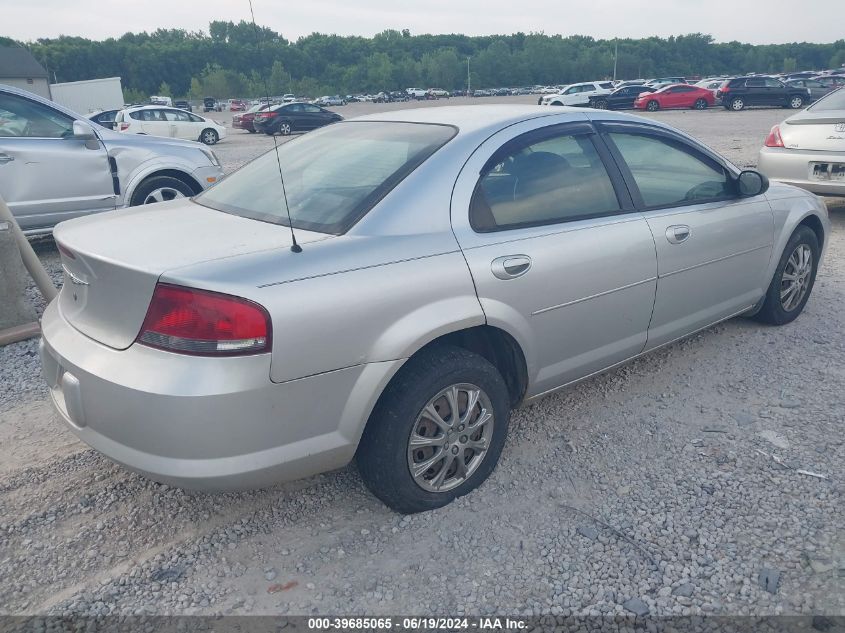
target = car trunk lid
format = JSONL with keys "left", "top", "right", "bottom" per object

{"left": 54, "top": 200, "right": 329, "bottom": 350}
{"left": 781, "top": 110, "right": 845, "bottom": 152}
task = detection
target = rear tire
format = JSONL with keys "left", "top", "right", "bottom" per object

{"left": 277, "top": 121, "right": 292, "bottom": 136}
{"left": 593, "top": 99, "right": 609, "bottom": 109}
{"left": 357, "top": 345, "right": 511, "bottom": 514}
{"left": 693, "top": 98, "right": 707, "bottom": 110}
{"left": 753, "top": 226, "right": 819, "bottom": 325}
{"left": 789, "top": 95, "right": 805, "bottom": 109}
{"left": 730, "top": 97, "right": 745, "bottom": 111}
{"left": 200, "top": 128, "right": 219, "bottom": 145}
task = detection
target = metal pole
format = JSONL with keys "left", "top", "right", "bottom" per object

{"left": 467, "top": 57, "right": 471, "bottom": 95}
{"left": 0, "top": 195, "right": 57, "bottom": 302}
{"left": 613, "top": 39, "right": 618, "bottom": 81}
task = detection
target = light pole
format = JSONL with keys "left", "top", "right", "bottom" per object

{"left": 467, "top": 57, "right": 471, "bottom": 96}
{"left": 613, "top": 39, "right": 618, "bottom": 81}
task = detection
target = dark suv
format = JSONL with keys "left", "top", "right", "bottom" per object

{"left": 717, "top": 76, "right": 810, "bottom": 111}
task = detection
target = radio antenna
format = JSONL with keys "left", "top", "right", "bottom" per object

{"left": 247, "top": 0, "right": 302, "bottom": 253}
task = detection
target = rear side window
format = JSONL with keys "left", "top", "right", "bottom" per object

{"left": 600, "top": 82, "right": 614, "bottom": 90}
{"left": 470, "top": 132, "right": 620, "bottom": 232}
{"left": 765, "top": 78, "right": 784, "bottom": 88}
{"left": 746, "top": 78, "right": 765, "bottom": 88}
{"left": 608, "top": 132, "right": 732, "bottom": 208}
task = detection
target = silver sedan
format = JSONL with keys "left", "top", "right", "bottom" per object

{"left": 41, "top": 105, "right": 829, "bottom": 513}
{"left": 758, "top": 88, "right": 845, "bottom": 197}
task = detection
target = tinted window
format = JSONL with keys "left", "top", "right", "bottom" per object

{"left": 284, "top": 104, "right": 303, "bottom": 112}
{"left": 765, "top": 78, "right": 785, "bottom": 88}
{"left": 0, "top": 93, "right": 74, "bottom": 138}
{"left": 599, "top": 82, "right": 614, "bottom": 89}
{"left": 302, "top": 104, "right": 322, "bottom": 113}
{"left": 805, "top": 80, "right": 825, "bottom": 88}
{"left": 163, "top": 110, "right": 191, "bottom": 122}
{"left": 746, "top": 78, "right": 765, "bottom": 88}
{"left": 609, "top": 133, "right": 732, "bottom": 208}
{"left": 188, "top": 113, "right": 203, "bottom": 123}
{"left": 470, "top": 132, "right": 620, "bottom": 232}
{"left": 196, "top": 122, "right": 456, "bottom": 235}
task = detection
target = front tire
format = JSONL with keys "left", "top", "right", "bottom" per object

{"left": 129, "top": 175, "right": 194, "bottom": 206}
{"left": 754, "top": 226, "right": 820, "bottom": 325}
{"left": 200, "top": 128, "right": 219, "bottom": 145}
{"left": 357, "top": 346, "right": 511, "bottom": 514}
{"left": 646, "top": 100, "right": 660, "bottom": 112}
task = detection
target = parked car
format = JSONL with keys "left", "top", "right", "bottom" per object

{"left": 758, "top": 88, "right": 845, "bottom": 197}
{"left": 115, "top": 105, "right": 226, "bottom": 145}
{"left": 589, "top": 85, "right": 657, "bottom": 110}
{"left": 717, "top": 77, "right": 810, "bottom": 111}
{"left": 814, "top": 76, "right": 845, "bottom": 90}
{"left": 0, "top": 83, "right": 223, "bottom": 235}
{"left": 645, "top": 77, "right": 687, "bottom": 88}
{"left": 315, "top": 95, "right": 346, "bottom": 107}
{"left": 149, "top": 95, "right": 172, "bottom": 107}
{"left": 228, "top": 99, "right": 248, "bottom": 112}
{"left": 389, "top": 91, "right": 410, "bottom": 102}
{"left": 39, "top": 106, "right": 828, "bottom": 513}
{"left": 785, "top": 79, "right": 833, "bottom": 103}
{"left": 173, "top": 100, "right": 192, "bottom": 112}
{"left": 407, "top": 88, "right": 430, "bottom": 100}
{"left": 232, "top": 103, "right": 271, "bottom": 133}
{"left": 281, "top": 94, "right": 296, "bottom": 103}
{"left": 429, "top": 89, "right": 450, "bottom": 98}
{"left": 634, "top": 84, "right": 716, "bottom": 111}
{"left": 541, "top": 81, "right": 615, "bottom": 107}
{"left": 203, "top": 97, "right": 222, "bottom": 112}
{"left": 252, "top": 102, "right": 342, "bottom": 135}
{"left": 87, "top": 109, "right": 120, "bottom": 130}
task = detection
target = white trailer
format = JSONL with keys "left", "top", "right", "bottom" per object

{"left": 50, "top": 77, "right": 124, "bottom": 114}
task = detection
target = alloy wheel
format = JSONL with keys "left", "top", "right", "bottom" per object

{"left": 780, "top": 244, "right": 813, "bottom": 312}
{"left": 790, "top": 96, "right": 804, "bottom": 109}
{"left": 407, "top": 383, "right": 495, "bottom": 493}
{"left": 647, "top": 101, "right": 659, "bottom": 111}
{"left": 731, "top": 98, "right": 744, "bottom": 111}
{"left": 142, "top": 187, "right": 186, "bottom": 204}
{"left": 201, "top": 130, "right": 218, "bottom": 144}
{"left": 279, "top": 122, "right": 292, "bottom": 135}
{"left": 694, "top": 99, "right": 707, "bottom": 110}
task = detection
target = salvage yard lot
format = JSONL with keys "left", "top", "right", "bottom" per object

{"left": 1, "top": 97, "right": 843, "bottom": 618}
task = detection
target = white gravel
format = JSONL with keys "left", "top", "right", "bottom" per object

{"left": 1, "top": 99, "right": 843, "bottom": 618}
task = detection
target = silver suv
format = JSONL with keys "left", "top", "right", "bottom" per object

{"left": 0, "top": 84, "right": 224, "bottom": 235}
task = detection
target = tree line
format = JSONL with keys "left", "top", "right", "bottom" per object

{"left": 3, "top": 24, "right": 844, "bottom": 99}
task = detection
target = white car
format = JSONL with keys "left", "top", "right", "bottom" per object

{"left": 115, "top": 105, "right": 226, "bottom": 145}
{"left": 540, "top": 81, "right": 615, "bottom": 106}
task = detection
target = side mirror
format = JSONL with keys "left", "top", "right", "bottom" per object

{"left": 737, "top": 170, "right": 769, "bottom": 197}
{"left": 71, "top": 120, "right": 100, "bottom": 149}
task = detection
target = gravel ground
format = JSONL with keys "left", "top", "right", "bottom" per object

{"left": 1, "top": 99, "right": 843, "bottom": 619}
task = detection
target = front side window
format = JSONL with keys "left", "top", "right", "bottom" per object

{"left": 608, "top": 132, "right": 732, "bottom": 208}
{"left": 163, "top": 110, "right": 190, "bottom": 122}
{"left": 470, "top": 132, "right": 620, "bottom": 232}
{"left": 0, "top": 93, "right": 73, "bottom": 138}
{"left": 196, "top": 121, "right": 456, "bottom": 235}
{"left": 765, "top": 78, "right": 785, "bottom": 88}
{"left": 746, "top": 78, "right": 765, "bottom": 88}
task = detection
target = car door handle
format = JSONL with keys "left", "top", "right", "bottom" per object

{"left": 666, "top": 225, "right": 691, "bottom": 244}
{"left": 0, "top": 153, "right": 14, "bottom": 164}
{"left": 491, "top": 255, "right": 532, "bottom": 280}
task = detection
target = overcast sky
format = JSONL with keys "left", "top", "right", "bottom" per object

{"left": 5, "top": 0, "right": 840, "bottom": 44}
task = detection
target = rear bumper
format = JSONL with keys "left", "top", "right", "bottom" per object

{"left": 758, "top": 147, "right": 845, "bottom": 197}
{"left": 39, "top": 299, "right": 402, "bottom": 490}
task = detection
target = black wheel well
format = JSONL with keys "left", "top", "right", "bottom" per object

{"left": 799, "top": 214, "right": 825, "bottom": 248}
{"left": 142, "top": 169, "right": 203, "bottom": 196}
{"left": 418, "top": 326, "right": 528, "bottom": 407}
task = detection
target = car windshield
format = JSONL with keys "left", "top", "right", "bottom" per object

{"left": 809, "top": 88, "right": 845, "bottom": 111}
{"left": 195, "top": 121, "right": 457, "bottom": 234}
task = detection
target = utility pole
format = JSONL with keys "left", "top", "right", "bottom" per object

{"left": 613, "top": 39, "right": 618, "bottom": 81}
{"left": 467, "top": 57, "right": 471, "bottom": 96}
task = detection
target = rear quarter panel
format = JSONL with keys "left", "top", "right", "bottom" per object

{"left": 764, "top": 183, "right": 831, "bottom": 276}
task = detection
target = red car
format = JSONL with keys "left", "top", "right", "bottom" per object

{"left": 228, "top": 99, "right": 248, "bottom": 112}
{"left": 232, "top": 104, "right": 270, "bottom": 133}
{"left": 634, "top": 84, "right": 715, "bottom": 112}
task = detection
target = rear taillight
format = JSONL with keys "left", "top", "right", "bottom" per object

{"left": 137, "top": 284, "right": 271, "bottom": 356}
{"left": 720, "top": 86, "right": 730, "bottom": 94}
{"left": 119, "top": 122, "right": 130, "bottom": 131}
{"left": 764, "top": 125, "right": 785, "bottom": 148}
{"left": 256, "top": 112, "right": 277, "bottom": 119}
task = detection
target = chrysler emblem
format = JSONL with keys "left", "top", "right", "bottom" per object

{"left": 62, "top": 265, "right": 89, "bottom": 286}
{"left": 835, "top": 123, "right": 845, "bottom": 133}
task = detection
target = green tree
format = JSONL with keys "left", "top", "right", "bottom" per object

{"left": 156, "top": 81, "right": 172, "bottom": 97}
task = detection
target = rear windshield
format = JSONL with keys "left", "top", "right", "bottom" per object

{"left": 195, "top": 121, "right": 457, "bottom": 234}
{"left": 808, "top": 88, "right": 845, "bottom": 111}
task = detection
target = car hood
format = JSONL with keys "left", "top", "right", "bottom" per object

{"left": 53, "top": 200, "right": 331, "bottom": 350}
